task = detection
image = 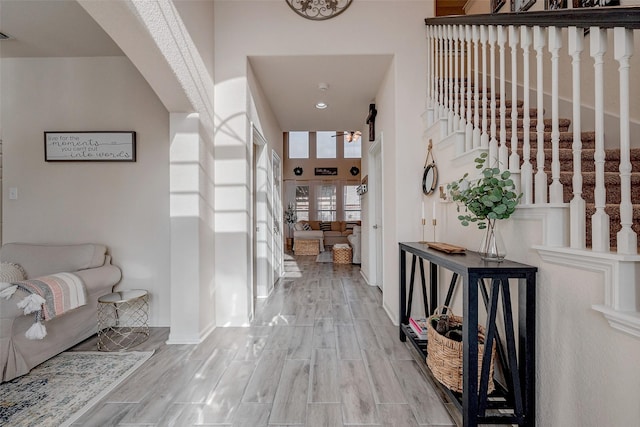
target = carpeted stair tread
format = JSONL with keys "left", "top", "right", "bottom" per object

{"left": 518, "top": 148, "right": 640, "bottom": 172}
{"left": 493, "top": 118, "right": 571, "bottom": 131}
{"left": 506, "top": 131, "right": 596, "bottom": 149}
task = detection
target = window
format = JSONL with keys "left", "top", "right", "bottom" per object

{"left": 295, "top": 185, "right": 310, "bottom": 221}
{"left": 343, "top": 185, "right": 361, "bottom": 220}
{"left": 344, "top": 135, "right": 361, "bottom": 158}
{"left": 316, "top": 184, "right": 336, "bottom": 221}
{"left": 316, "top": 131, "right": 336, "bottom": 158}
{"left": 288, "top": 132, "right": 309, "bottom": 158}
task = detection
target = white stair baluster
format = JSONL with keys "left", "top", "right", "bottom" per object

{"left": 466, "top": 25, "right": 473, "bottom": 151}
{"left": 548, "top": 27, "right": 563, "bottom": 203}
{"left": 590, "top": 27, "right": 610, "bottom": 252}
{"left": 472, "top": 25, "right": 481, "bottom": 148}
{"left": 520, "top": 26, "right": 533, "bottom": 205}
{"left": 447, "top": 25, "right": 455, "bottom": 134}
{"left": 614, "top": 27, "right": 637, "bottom": 255}
{"left": 534, "top": 26, "right": 548, "bottom": 205}
{"left": 568, "top": 27, "right": 586, "bottom": 249}
{"left": 498, "top": 26, "right": 508, "bottom": 169}
{"left": 453, "top": 25, "right": 460, "bottom": 132}
{"left": 480, "top": 25, "right": 489, "bottom": 148}
{"left": 439, "top": 26, "right": 446, "bottom": 119}
{"left": 443, "top": 26, "right": 450, "bottom": 130}
{"left": 459, "top": 25, "right": 467, "bottom": 134}
{"left": 509, "top": 26, "right": 520, "bottom": 174}
{"left": 489, "top": 26, "right": 498, "bottom": 168}
{"left": 426, "top": 26, "right": 434, "bottom": 127}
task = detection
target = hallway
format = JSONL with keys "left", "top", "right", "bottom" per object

{"left": 72, "top": 254, "right": 456, "bottom": 426}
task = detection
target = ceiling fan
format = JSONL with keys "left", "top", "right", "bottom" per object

{"left": 333, "top": 131, "right": 362, "bottom": 143}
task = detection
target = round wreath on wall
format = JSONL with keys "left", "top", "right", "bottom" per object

{"left": 285, "top": 0, "right": 353, "bottom": 21}
{"left": 350, "top": 166, "right": 360, "bottom": 176}
{"left": 294, "top": 166, "right": 303, "bottom": 176}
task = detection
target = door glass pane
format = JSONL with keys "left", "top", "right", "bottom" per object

{"left": 316, "top": 184, "right": 336, "bottom": 221}
{"left": 295, "top": 185, "right": 309, "bottom": 221}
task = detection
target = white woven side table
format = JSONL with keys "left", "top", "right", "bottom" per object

{"left": 97, "top": 289, "right": 149, "bottom": 351}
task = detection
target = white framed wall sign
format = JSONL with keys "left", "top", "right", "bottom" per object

{"left": 44, "top": 131, "right": 136, "bottom": 162}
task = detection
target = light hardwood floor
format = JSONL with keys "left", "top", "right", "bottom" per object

{"left": 70, "top": 253, "right": 460, "bottom": 426}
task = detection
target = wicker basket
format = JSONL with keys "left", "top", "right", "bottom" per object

{"left": 332, "top": 244, "right": 352, "bottom": 264}
{"left": 426, "top": 307, "right": 496, "bottom": 394}
{"left": 295, "top": 239, "right": 319, "bottom": 256}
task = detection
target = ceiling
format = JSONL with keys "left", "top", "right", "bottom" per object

{"left": 0, "top": 0, "right": 393, "bottom": 134}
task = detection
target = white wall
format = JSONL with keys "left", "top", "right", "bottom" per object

{"left": 1, "top": 56, "right": 171, "bottom": 326}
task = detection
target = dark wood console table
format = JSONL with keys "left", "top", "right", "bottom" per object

{"left": 399, "top": 242, "right": 537, "bottom": 427}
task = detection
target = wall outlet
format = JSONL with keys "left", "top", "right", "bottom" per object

{"left": 8, "top": 187, "right": 17, "bottom": 200}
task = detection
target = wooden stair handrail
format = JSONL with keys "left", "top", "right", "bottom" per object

{"left": 425, "top": 7, "right": 640, "bottom": 30}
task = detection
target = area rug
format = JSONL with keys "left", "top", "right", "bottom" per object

{"left": 316, "top": 251, "right": 332, "bottom": 263}
{"left": 0, "top": 350, "right": 153, "bottom": 427}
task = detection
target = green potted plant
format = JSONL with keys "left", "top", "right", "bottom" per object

{"left": 284, "top": 203, "right": 298, "bottom": 251}
{"left": 446, "top": 153, "right": 522, "bottom": 261}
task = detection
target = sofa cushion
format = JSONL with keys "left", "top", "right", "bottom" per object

{"left": 308, "top": 221, "right": 321, "bottom": 230}
{"left": 294, "top": 222, "right": 305, "bottom": 231}
{"left": 0, "top": 243, "right": 107, "bottom": 279}
{"left": 331, "top": 221, "right": 342, "bottom": 231}
{"left": 345, "top": 221, "right": 361, "bottom": 230}
{"left": 302, "top": 222, "right": 312, "bottom": 231}
{"left": 324, "top": 230, "right": 342, "bottom": 237}
{"left": 320, "top": 222, "right": 331, "bottom": 231}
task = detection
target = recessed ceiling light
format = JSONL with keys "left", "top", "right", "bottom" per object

{"left": 316, "top": 102, "right": 328, "bottom": 110}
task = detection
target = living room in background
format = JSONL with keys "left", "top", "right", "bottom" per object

{"left": 295, "top": 185, "right": 310, "bottom": 221}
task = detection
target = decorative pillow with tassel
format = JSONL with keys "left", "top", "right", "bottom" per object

{"left": 0, "top": 262, "right": 27, "bottom": 290}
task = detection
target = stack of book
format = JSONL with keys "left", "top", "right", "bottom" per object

{"left": 409, "top": 317, "right": 428, "bottom": 340}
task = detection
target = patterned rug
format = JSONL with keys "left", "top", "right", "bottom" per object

{"left": 0, "top": 350, "right": 153, "bottom": 427}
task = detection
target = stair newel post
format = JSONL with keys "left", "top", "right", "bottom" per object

{"left": 614, "top": 27, "right": 637, "bottom": 255}
{"left": 466, "top": 25, "right": 474, "bottom": 152}
{"left": 473, "top": 25, "right": 481, "bottom": 149}
{"left": 480, "top": 25, "right": 489, "bottom": 148}
{"left": 489, "top": 26, "right": 499, "bottom": 169}
{"left": 498, "top": 25, "right": 508, "bottom": 168}
{"left": 447, "top": 25, "right": 455, "bottom": 135}
{"left": 453, "top": 25, "right": 460, "bottom": 132}
{"left": 520, "top": 26, "right": 533, "bottom": 205}
{"left": 534, "top": 26, "right": 548, "bottom": 205}
{"left": 509, "top": 26, "right": 520, "bottom": 174}
{"left": 568, "top": 27, "right": 586, "bottom": 249}
{"left": 548, "top": 26, "right": 564, "bottom": 204}
{"left": 590, "top": 27, "right": 610, "bottom": 252}
{"left": 459, "top": 24, "right": 467, "bottom": 134}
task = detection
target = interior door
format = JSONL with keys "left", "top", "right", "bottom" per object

{"left": 369, "top": 137, "right": 384, "bottom": 292}
{"left": 272, "top": 151, "right": 283, "bottom": 286}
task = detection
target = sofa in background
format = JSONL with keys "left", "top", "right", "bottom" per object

{"left": 0, "top": 243, "right": 122, "bottom": 382}
{"left": 293, "top": 220, "right": 361, "bottom": 250}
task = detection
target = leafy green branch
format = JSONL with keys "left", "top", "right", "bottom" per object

{"left": 446, "top": 153, "right": 522, "bottom": 229}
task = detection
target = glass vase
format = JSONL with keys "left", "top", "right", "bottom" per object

{"left": 478, "top": 219, "right": 506, "bottom": 262}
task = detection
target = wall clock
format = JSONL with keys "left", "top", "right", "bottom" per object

{"left": 294, "top": 166, "right": 303, "bottom": 176}
{"left": 285, "top": 0, "right": 353, "bottom": 21}
{"left": 350, "top": 166, "right": 360, "bottom": 176}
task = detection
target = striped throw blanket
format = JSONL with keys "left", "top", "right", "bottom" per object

{"left": 0, "top": 272, "right": 87, "bottom": 340}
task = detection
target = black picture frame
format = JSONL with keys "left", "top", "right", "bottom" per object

{"left": 572, "top": 0, "right": 619, "bottom": 7}
{"left": 492, "top": 0, "right": 506, "bottom": 13}
{"left": 44, "top": 131, "right": 136, "bottom": 162}
{"left": 512, "top": 0, "right": 536, "bottom": 11}
{"left": 545, "top": 0, "right": 568, "bottom": 9}
{"left": 315, "top": 167, "right": 338, "bottom": 176}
